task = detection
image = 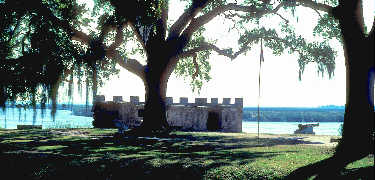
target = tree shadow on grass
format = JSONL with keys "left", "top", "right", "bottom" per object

{"left": 339, "top": 166, "right": 374, "bottom": 180}
{"left": 0, "top": 129, "right": 326, "bottom": 180}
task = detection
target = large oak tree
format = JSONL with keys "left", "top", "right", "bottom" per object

{"left": 0, "top": 0, "right": 358, "bottom": 136}
{"left": 1, "top": 0, "right": 373, "bottom": 177}
{"left": 78, "top": 0, "right": 338, "bottom": 133}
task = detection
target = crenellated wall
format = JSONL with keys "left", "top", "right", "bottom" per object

{"left": 92, "top": 95, "right": 243, "bottom": 132}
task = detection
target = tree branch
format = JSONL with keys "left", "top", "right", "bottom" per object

{"left": 21, "top": 25, "right": 32, "bottom": 53}
{"left": 312, "top": 8, "right": 323, "bottom": 18}
{"left": 181, "top": 0, "right": 333, "bottom": 39}
{"left": 167, "top": 0, "right": 211, "bottom": 40}
{"left": 71, "top": 30, "right": 91, "bottom": 45}
{"left": 10, "top": 22, "right": 31, "bottom": 50}
{"left": 192, "top": 53, "right": 199, "bottom": 80}
{"left": 129, "top": 23, "right": 148, "bottom": 56}
{"left": 274, "top": 12, "right": 289, "bottom": 23}
{"left": 106, "top": 24, "right": 126, "bottom": 51}
{"left": 180, "top": 31, "right": 312, "bottom": 63}
{"left": 159, "top": 0, "right": 169, "bottom": 40}
{"left": 369, "top": 17, "right": 375, "bottom": 41}
{"left": 98, "top": 25, "right": 115, "bottom": 43}
{"left": 179, "top": 42, "right": 249, "bottom": 60}
{"left": 295, "top": 0, "right": 333, "bottom": 13}
{"left": 98, "top": 16, "right": 118, "bottom": 42}
{"left": 181, "top": 2, "right": 284, "bottom": 39}
{"left": 106, "top": 49, "right": 146, "bottom": 81}
{"left": 8, "top": 15, "right": 23, "bottom": 44}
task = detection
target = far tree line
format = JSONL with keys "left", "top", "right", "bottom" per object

{"left": 243, "top": 107, "right": 344, "bottom": 122}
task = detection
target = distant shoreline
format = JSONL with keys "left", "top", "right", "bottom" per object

{"left": 243, "top": 107, "right": 344, "bottom": 122}
{"left": 242, "top": 120, "right": 343, "bottom": 122}
{"left": 3, "top": 105, "right": 346, "bottom": 122}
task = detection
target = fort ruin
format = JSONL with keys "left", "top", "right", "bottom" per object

{"left": 92, "top": 95, "right": 243, "bottom": 132}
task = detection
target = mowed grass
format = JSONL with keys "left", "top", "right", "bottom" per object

{"left": 0, "top": 128, "right": 373, "bottom": 180}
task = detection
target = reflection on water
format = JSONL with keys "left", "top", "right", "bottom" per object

{"left": 0, "top": 108, "right": 93, "bottom": 129}
{"left": 242, "top": 121, "right": 343, "bottom": 136}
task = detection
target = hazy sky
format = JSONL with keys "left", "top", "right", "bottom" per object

{"left": 83, "top": 0, "right": 374, "bottom": 107}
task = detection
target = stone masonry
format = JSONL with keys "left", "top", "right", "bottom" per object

{"left": 93, "top": 95, "right": 243, "bottom": 132}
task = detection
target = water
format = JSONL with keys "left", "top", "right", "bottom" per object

{"left": 242, "top": 121, "right": 343, "bottom": 136}
{"left": 0, "top": 108, "right": 93, "bottom": 129}
{"left": 1, "top": 108, "right": 342, "bottom": 135}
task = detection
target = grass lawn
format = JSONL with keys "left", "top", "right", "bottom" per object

{"left": 0, "top": 128, "right": 373, "bottom": 180}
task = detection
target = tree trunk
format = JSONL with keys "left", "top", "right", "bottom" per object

{"left": 332, "top": 0, "right": 374, "bottom": 158}
{"left": 92, "top": 67, "right": 98, "bottom": 101}
{"left": 336, "top": 42, "right": 374, "bottom": 157}
{"left": 140, "top": 72, "right": 169, "bottom": 132}
{"left": 316, "top": 0, "right": 374, "bottom": 177}
{"left": 286, "top": 1, "right": 374, "bottom": 178}
{"left": 137, "top": 56, "right": 175, "bottom": 134}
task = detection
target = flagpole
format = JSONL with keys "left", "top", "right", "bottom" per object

{"left": 257, "top": 38, "right": 263, "bottom": 144}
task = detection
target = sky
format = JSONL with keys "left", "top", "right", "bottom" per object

{"left": 79, "top": 0, "right": 374, "bottom": 107}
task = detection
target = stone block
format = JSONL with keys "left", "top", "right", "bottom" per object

{"left": 130, "top": 96, "right": 139, "bottom": 104}
{"left": 165, "top": 97, "right": 173, "bottom": 105}
{"left": 222, "top": 98, "right": 231, "bottom": 105}
{"left": 195, "top": 98, "right": 207, "bottom": 106}
{"left": 234, "top": 98, "right": 243, "bottom": 107}
{"left": 220, "top": 107, "right": 242, "bottom": 132}
{"left": 211, "top": 98, "right": 218, "bottom": 105}
{"left": 180, "top": 97, "right": 188, "bottom": 105}
{"left": 95, "top": 95, "right": 105, "bottom": 102}
{"left": 113, "top": 96, "right": 123, "bottom": 102}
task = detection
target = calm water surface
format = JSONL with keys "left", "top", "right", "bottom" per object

{"left": 1, "top": 108, "right": 342, "bottom": 135}
{"left": 0, "top": 108, "right": 93, "bottom": 129}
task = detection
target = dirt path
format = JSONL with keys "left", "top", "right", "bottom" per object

{"left": 47, "top": 129, "right": 341, "bottom": 147}
{"left": 250, "top": 133, "right": 341, "bottom": 147}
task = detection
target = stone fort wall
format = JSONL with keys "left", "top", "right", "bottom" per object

{"left": 93, "top": 95, "right": 243, "bottom": 132}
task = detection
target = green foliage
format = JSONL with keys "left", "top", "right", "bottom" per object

{"left": 103, "top": 0, "right": 167, "bottom": 46}
{"left": 313, "top": 14, "right": 342, "bottom": 43}
{"left": 239, "top": 22, "right": 336, "bottom": 80}
{"left": 176, "top": 0, "right": 340, "bottom": 92}
{"left": 0, "top": 0, "right": 84, "bottom": 109}
{"left": 175, "top": 26, "right": 213, "bottom": 93}
{"left": 1, "top": 0, "right": 344, "bottom": 108}
{"left": 0, "top": 0, "right": 124, "bottom": 111}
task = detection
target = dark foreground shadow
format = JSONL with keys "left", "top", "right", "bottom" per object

{"left": 0, "top": 129, "right": 372, "bottom": 180}
{"left": 0, "top": 129, "right": 314, "bottom": 180}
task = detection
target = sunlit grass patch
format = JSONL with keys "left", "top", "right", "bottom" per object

{"left": 36, "top": 145, "right": 68, "bottom": 151}
{"left": 87, "top": 128, "right": 116, "bottom": 135}
{"left": 146, "top": 158, "right": 180, "bottom": 167}
{"left": 346, "top": 154, "right": 374, "bottom": 169}
{"left": 47, "top": 136, "right": 78, "bottom": 141}
{"left": 90, "top": 146, "right": 141, "bottom": 153}
{"left": 1, "top": 139, "right": 34, "bottom": 143}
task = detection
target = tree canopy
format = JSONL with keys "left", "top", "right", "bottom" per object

{"left": 0, "top": 0, "right": 342, "bottom": 111}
